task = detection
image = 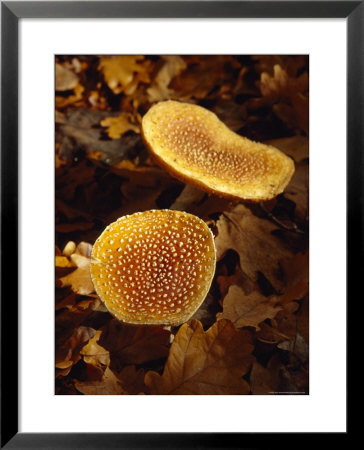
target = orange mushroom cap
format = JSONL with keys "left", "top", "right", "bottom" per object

{"left": 142, "top": 100, "right": 295, "bottom": 202}
{"left": 90, "top": 210, "right": 216, "bottom": 326}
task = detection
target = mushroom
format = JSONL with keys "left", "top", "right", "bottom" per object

{"left": 90, "top": 210, "right": 216, "bottom": 326}
{"left": 142, "top": 100, "right": 295, "bottom": 202}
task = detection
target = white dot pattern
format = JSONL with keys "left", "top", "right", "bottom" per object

{"left": 90, "top": 210, "right": 216, "bottom": 325}
{"left": 142, "top": 101, "right": 295, "bottom": 201}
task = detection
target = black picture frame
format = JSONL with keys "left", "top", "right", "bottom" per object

{"left": 1, "top": 1, "right": 357, "bottom": 448}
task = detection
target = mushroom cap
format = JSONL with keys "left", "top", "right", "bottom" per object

{"left": 90, "top": 210, "right": 216, "bottom": 326}
{"left": 142, "top": 100, "right": 295, "bottom": 202}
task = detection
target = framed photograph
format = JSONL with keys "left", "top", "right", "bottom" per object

{"left": 1, "top": 1, "right": 356, "bottom": 448}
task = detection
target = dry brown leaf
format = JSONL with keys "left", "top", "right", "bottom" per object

{"left": 256, "top": 301, "right": 300, "bottom": 344}
{"left": 250, "top": 355, "right": 283, "bottom": 394}
{"left": 75, "top": 367, "right": 126, "bottom": 395}
{"left": 251, "top": 64, "right": 309, "bottom": 133}
{"left": 265, "top": 136, "right": 309, "bottom": 163}
{"left": 145, "top": 319, "right": 254, "bottom": 395}
{"left": 55, "top": 255, "right": 76, "bottom": 278}
{"left": 55, "top": 292, "right": 78, "bottom": 311}
{"left": 99, "top": 319, "right": 171, "bottom": 368}
{"left": 279, "top": 252, "right": 309, "bottom": 304}
{"left": 260, "top": 64, "right": 308, "bottom": 100}
{"left": 55, "top": 63, "right": 79, "bottom": 91}
{"left": 59, "top": 253, "right": 94, "bottom": 295}
{"left": 116, "top": 165, "right": 183, "bottom": 215}
{"left": 100, "top": 113, "right": 140, "bottom": 139}
{"left": 284, "top": 161, "right": 309, "bottom": 222}
{"left": 62, "top": 241, "right": 76, "bottom": 257}
{"left": 116, "top": 366, "right": 146, "bottom": 395}
{"left": 252, "top": 55, "right": 308, "bottom": 78}
{"left": 217, "top": 285, "right": 282, "bottom": 330}
{"left": 80, "top": 330, "right": 110, "bottom": 368}
{"left": 297, "top": 295, "right": 309, "bottom": 343}
{"left": 215, "top": 204, "right": 293, "bottom": 291}
{"left": 55, "top": 83, "right": 85, "bottom": 109}
{"left": 56, "top": 326, "right": 96, "bottom": 377}
{"left": 98, "top": 55, "right": 150, "bottom": 95}
{"left": 75, "top": 241, "right": 93, "bottom": 258}
{"left": 278, "top": 332, "right": 308, "bottom": 362}
{"left": 170, "top": 184, "right": 205, "bottom": 211}
{"left": 216, "top": 263, "right": 254, "bottom": 299}
{"left": 171, "top": 56, "right": 239, "bottom": 100}
{"left": 147, "top": 55, "right": 187, "bottom": 102}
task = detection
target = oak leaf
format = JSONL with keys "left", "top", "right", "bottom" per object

{"left": 100, "top": 113, "right": 140, "bottom": 139}
{"left": 55, "top": 63, "right": 79, "bottom": 91}
{"left": 217, "top": 285, "right": 282, "bottom": 330}
{"left": 265, "top": 135, "right": 309, "bottom": 163}
{"left": 250, "top": 355, "right": 283, "bottom": 394}
{"left": 98, "top": 55, "right": 150, "bottom": 95}
{"left": 144, "top": 319, "right": 254, "bottom": 395}
{"left": 75, "top": 367, "right": 126, "bottom": 395}
{"left": 280, "top": 251, "right": 309, "bottom": 304}
{"left": 80, "top": 330, "right": 110, "bottom": 368}
{"left": 284, "top": 161, "right": 309, "bottom": 222}
{"left": 59, "top": 253, "right": 94, "bottom": 295}
{"left": 256, "top": 301, "right": 300, "bottom": 344}
{"left": 55, "top": 83, "right": 85, "bottom": 109}
{"left": 147, "top": 55, "right": 187, "bottom": 102}
{"left": 55, "top": 255, "right": 76, "bottom": 278}
{"left": 99, "top": 319, "right": 171, "bottom": 368}
{"left": 115, "top": 366, "right": 146, "bottom": 395}
{"left": 214, "top": 204, "right": 293, "bottom": 291}
{"left": 250, "top": 64, "right": 309, "bottom": 133}
{"left": 56, "top": 326, "right": 96, "bottom": 377}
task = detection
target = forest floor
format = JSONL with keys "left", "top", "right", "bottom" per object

{"left": 55, "top": 55, "right": 309, "bottom": 395}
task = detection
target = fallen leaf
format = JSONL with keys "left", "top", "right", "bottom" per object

{"left": 75, "top": 367, "right": 126, "bottom": 395}
{"left": 115, "top": 366, "right": 146, "bottom": 395}
{"left": 265, "top": 135, "right": 309, "bottom": 163}
{"left": 147, "top": 55, "right": 187, "bottom": 102}
{"left": 55, "top": 255, "right": 76, "bottom": 277}
{"left": 62, "top": 241, "right": 76, "bottom": 256}
{"left": 99, "top": 319, "right": 171, "bottom": 368}
{"left": 55, "top": 63, "right": 79, "bottom": 91}
{"left": 278, "top": 332, "right": 309, "bottom": 362}
{"left": 250, "top": 64, "right": 309, "bottom": 133}
{"left": 190, "top": 293, "right": 220, "bottom": 329}
{"left": 75, "top": 241, "right": 93, "bottom": 258}
{"left": 250, "top": 355, "right": 282, "bottom": 394}
{"left": 171, "top": 56, "right": 239, "bottom": 100}
{"left": 100, "top": 112, "right": 140, "bottom": 139}
{"left": 284, "top": 161, "right": 309, "bottom": 222}
{"left": 56, "top": 326, "right": 96, "bottom": 377}
{"left": 297, "top": 295, "right": 309, "bottom": 343}
{"left": 279, "top": 251, "right": 309, "bottom": 304}
{"left": 216, "top": 262, "right": 254, "bottom": 299}
{"left": 80, "top": 330, "right": 110, "bottom": 368}
{"left": 256, "top": 301, "right": 300, "bottom": 344}
{"left": 214, "top": 204, "right": 293, "bottom": 291}
{"left": 145, "top": 319, "right": 254, "bottom": 395}
{"left": 217, "top": 285, "right": 283, "bottom": 330}
{"left": 59, "top": 253, "right": 94, "bottom": 295}
{"left": 56, "top": 83, "right": 85, "bottom": 109}
{"left": 56, "top": 221, "right": 95, "bottom": 233}
{"left": 252, "top": 55, "right": 308, "bottom": 78}
{"left": 98, "top": 55, "right": 150, "bottom": 95}
{"left": 56, "top": 108, "right": 142, "bottom": 165}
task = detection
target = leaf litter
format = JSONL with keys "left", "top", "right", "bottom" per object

{"left": 55, "top": 55, "right": 309, "bottom": 395}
